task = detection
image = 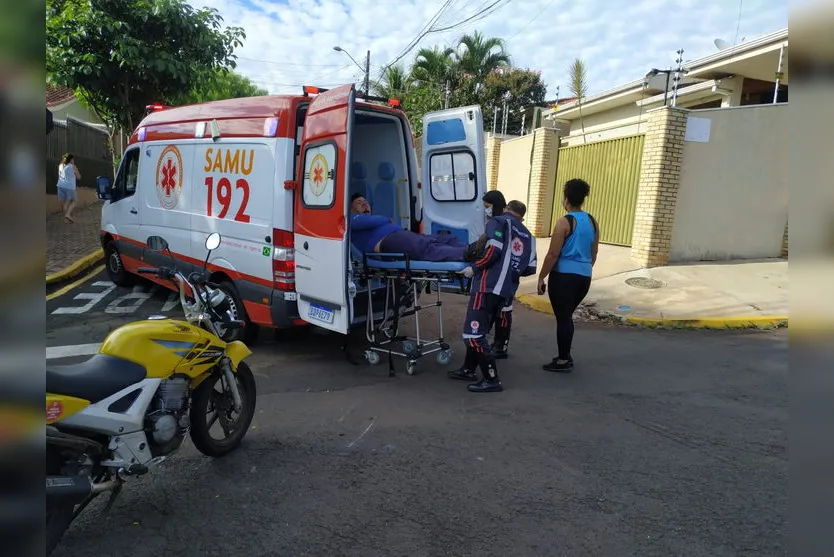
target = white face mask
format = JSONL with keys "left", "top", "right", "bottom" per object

{"left": 485, "top": 206, "right": 493, "bottom": 218}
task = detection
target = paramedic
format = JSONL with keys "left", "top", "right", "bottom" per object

{"left": 480, "top": 190, "right": 515, "bottom": 359}
{"left": 449, "top": 200, "right": 536, "bottom": 393}
{"left": 349, "top": 193, "right": 479, "bottom": 262}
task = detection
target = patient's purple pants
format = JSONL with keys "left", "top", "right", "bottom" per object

{"left": 379, "top": 230, "right": 467, "bottom": 262}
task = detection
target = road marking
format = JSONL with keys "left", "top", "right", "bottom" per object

{"left": 52, "top": 281, "right": 117, "bottom": 314}
{"left": 46, "top": 343, "right": 102, "bottom": 360}
{"left": 46, "top": 264, "right": 105, "bottom": 302}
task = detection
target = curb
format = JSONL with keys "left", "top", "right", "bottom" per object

{"left": 516, "top": 293, "right": 788, "bottom": 330}
{"left": 46, "top": 249, "right": 104, "bottom": 286}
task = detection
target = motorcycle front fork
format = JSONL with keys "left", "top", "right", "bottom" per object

{"left": 220, "top": 358, "right": 243, "bottom": 412}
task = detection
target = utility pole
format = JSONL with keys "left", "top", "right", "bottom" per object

{"left": 671, "top": 49, "right": 684, "bottom": 107}
{"left": 364, "top": 50, "right": 370, "bottom": 97}
{"left": 520, "top": 112, "right": 525, "bottom": 135}
{"left": 444, "top": 80, "right": 451, "bottom": 110}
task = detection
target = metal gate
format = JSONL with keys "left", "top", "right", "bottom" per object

{"left": 551, "top": 134, "right": 645, "bottom": 246}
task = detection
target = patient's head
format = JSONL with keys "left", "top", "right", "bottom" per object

{"left": 350, "top": 193, "right": 371, "bottom": 214}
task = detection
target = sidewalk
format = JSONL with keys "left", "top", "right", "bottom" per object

{"left": 46, "top": 201, "right": 104, "bottom": 283}
{"left": 517, "top": 242, "right": 788, "bottom": 329}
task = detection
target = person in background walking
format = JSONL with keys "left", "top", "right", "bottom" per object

{"left": 56, "top": 153, "right": 81, "bottom": 223}
{"left": 537, "top": 179, "right": 599, "bottom": 372}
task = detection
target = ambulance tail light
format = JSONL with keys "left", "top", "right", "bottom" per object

{"left": 272, "top": 229, "right": 295, "bottom": 291}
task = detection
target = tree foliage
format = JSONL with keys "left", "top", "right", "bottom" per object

{"left": 174, "top": 69, "right": 268, "bottom": 105}
{"left": 567, "top": 58, "right": 589, "bottom": 138}
{"left": 46, "top": 0, "right": 245, "bottom": 133}
{"left": 375, "top": 31, "right": 546, "bottom": 135}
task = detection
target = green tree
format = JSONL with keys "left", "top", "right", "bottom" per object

{"left": 478, "top": 68, "right": 548, "bottom": 133}
{"left": 371, "top": 64, "right": 410, "bottom": 99}
{"left": 454, "top": 31, "right": 511, "bottom": 85}
{"left": 46, "top": 0, "right": 245, "bottom": 135}
{"left": 402, "top": 82, "right": 445, "bottom": 133}
{"left": 175, "top": 69, "right": 268, "bottom": 105}
{"left": 567, "top": 58, "right": 589, "bottom": 141}
{"left": 411, "top": 46, "right": 457, "bottom": 88}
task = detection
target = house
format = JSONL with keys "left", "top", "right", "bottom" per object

{"left": 46, "top": 84, "right": 106, "bottom": 127}
{"left": 542, "top": 28, "right": 788, "bottom": 145}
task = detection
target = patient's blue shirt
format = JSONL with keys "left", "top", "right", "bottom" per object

{"left": 349, "top": 213, "right": 401, "bottom": 253}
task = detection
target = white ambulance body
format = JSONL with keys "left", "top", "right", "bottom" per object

{"left": 97, "top": 84, "right": 486, "bottom": 341}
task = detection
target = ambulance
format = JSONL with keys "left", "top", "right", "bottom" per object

{"left": 97, "top": 83, "right": 487, "bottom": 342}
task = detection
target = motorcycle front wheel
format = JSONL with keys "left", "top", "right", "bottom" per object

{"left": 189, "top": 361, "right": 257, "bottom": 457}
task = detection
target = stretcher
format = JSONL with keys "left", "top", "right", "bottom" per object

{"left": 353, "top": 250, "right": 472, "bottom": 377}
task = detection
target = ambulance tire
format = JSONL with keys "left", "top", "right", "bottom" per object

{"left": 216, "top": 280, "right": 258, "bottom": 344}
{"left": 104, "top": 241, "right": 134, "bottom": 287}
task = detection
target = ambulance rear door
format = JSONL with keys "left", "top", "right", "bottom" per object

{"left": 420, "top": 105, "right": 487, "bottom": 244}
{"left": 293, "top": 84, "right": 355, "bottom": 334}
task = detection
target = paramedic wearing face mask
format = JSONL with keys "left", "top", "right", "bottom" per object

{"left": 349, "top": 193, "right": 480, "bottom": 262}
{"left": 449, "top": 200, "right": 537, "bottom": 393}
{"left": 479, "top": 190, "right": 515, "bottom": 359}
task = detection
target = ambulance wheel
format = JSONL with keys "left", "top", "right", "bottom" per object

{"left": 104, "top": 241, "right": 134, "bottom": 287}
{"left": 216, "top": 281, "right": 257, "bottom": 344}
{"left": 436, "top": 349, "right": 453, "bottom": 366}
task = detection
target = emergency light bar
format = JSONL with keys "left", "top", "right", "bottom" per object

{"left": 301, "top": 85, "right": 403, "bottom": 108}
{"left": 144, "top": 103, "right": 168, "bottom": 117}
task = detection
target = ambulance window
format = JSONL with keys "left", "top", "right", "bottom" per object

{"left": 301, "top": 142, "right": 336, "bottom": 208}
{"left": 114, "top": 148, "right": 140, "bottom": 197}
{"left": 428, "top": 151, "right": 476, "bottom": 202}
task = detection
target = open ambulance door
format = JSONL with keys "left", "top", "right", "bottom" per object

{"left": 420, "top": 105, "right": 487, "bottom": 244}
{"left": 293, "top": 84, "right": 355, "bottom": 334}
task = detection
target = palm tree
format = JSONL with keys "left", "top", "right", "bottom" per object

{"left": 411, "top": 45, "right": 456, "bottom": 87}
{"left": 568, "top": 58, "right": 589, "bottom": 142}
{"left": 454, "top": 31, "right": 511, "bottom": 84}
{"left": 372, "top": 64, "right": 410, "bottom": 99}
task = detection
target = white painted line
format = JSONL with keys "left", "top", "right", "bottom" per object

{"left": 46, "top": 343, "right": 102, "bottom": 360}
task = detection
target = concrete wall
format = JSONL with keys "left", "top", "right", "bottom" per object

{"left": 494, "top": 134, "right": 535, "bottom": 204}
{"left": 669, "top": 104, "right": 788, "bottom": 261}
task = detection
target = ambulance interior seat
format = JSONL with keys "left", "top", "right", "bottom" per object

{"left": 350, "top": 161, "right": 373, "bottom": 207}
{"left": 373, "top": 162, "right": 398, "bottom": 222}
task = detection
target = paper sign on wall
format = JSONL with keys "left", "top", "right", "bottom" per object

{"left": 684, "top": 116, "right": 711, "bottom": 143}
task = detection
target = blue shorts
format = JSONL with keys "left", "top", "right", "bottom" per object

{"left": 57, "top": 187, "right": 76, "bottom": 201}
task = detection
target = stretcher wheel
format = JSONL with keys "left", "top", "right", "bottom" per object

{"left": 406, "top": 360, "right": 417, "bottom": 376}
{"left": 402, "top": 340, "right": 417, "bottom": 354}
{"left": 364, "top": 350, "right": 381, "bottom": 365}
{"left": 436, "top": 349, "right": 453, "bottom": 366}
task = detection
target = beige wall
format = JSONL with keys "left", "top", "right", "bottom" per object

{"left": 494, "top": 134, "right": 535, "bottom": 205}
{"left": 669, "top": 104, "right": 788, "bottom": 262}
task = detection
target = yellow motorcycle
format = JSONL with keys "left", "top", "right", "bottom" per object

{"left": 45, "top": 232, "right": 257, "bottom": 555}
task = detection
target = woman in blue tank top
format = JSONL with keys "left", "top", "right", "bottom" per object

{"left": 536, "top": 179, "right": 599, "bottom": 372}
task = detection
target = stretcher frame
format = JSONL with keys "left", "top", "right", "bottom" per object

{"left": 356, "top": 252, "right": 472, "bottom": 377}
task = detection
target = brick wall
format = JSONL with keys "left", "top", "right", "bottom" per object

{"left": 630, "top": 107, "right": 688, "bottom": 267}
{"left": 486, "top": 134, "right": 502, "bottom": 191}
{"left": 526, "top": 128, "right": 559, "bottom": 237}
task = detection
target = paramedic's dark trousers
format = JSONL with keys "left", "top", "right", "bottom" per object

{"left": 380, "top": 230, "right": 467, "bottom": 262}
{"left": 462, "top": 292, "right": 505, "bottom": 383}
{"left": 493, "top": 298, "right": 513, "bottom": 355}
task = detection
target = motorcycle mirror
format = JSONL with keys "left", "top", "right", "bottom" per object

{"left": 146, "top": 236, "right": 169, "bottom": 252}
{"left": 205, "top": 232, "right": 221, "bottom": 251}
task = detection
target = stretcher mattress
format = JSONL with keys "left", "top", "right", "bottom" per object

{"left": 364, "top": 254, "right": 469, "bottom": 273}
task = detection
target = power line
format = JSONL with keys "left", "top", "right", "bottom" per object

{"left": 506, "top": 0, "right": 556, "bottom": 41}
{"left": 237, "top": 56, "right": 346, "bottom": 68}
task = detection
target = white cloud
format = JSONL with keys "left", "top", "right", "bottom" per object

{"left": 190, "top": 0, "right": 787, "bottom": 99}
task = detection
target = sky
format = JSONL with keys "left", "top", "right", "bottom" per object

{"left": 188, "top": 0, "right": 788, "bottom": 100}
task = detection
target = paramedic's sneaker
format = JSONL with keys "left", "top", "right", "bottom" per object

{"left": 542, "top": 357, "right": 573, "bottom": 373}
{"left": 448, "top": 367, "right": 477, "bottom": 381}
{"left": 467, "top": 379, "right": 503, "bottom": 393}
{"left": 490, "top": 344, "right": 508, "bottom": 359}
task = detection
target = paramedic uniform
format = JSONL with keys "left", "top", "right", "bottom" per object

{"left": 350, "top": 214, "right": 471, "bottom": 262}
{"left": 451, "top": 213, "right": 535, "bottom": 392}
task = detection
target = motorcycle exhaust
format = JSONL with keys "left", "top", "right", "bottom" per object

{"left": 46, "top": 475, "right": 118, "bottom": 504}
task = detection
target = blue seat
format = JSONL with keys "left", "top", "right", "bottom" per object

{"left": 373, "top": 162, "right": 398, "bottom": 221}
{"left": 350, "top": 161, "right": 373, "bottom": 206}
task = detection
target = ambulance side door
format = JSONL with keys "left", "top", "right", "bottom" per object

{"left": 420, "top": 105, "right": 487, "bottom": 244}
{"left": 293, "top": 84, "right": 355, "bottom": 334}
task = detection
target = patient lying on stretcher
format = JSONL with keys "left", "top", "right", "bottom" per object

{"left": 349, "top": 194, "right": 480, "bottom": 263}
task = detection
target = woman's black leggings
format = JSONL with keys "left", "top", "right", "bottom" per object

{"left": 547, "top": 272, "right": 592, "bottom": 360}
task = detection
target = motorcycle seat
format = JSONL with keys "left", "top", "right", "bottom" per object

{"left": 46, "top": 354, "right": 148, "bottom": 404}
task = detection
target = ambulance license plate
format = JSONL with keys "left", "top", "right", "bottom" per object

{"left": 308, "top": 304, "right": 334, "bottom": 324}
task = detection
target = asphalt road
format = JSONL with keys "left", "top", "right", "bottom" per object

{"left": 48, "top": 271, "right": 788, "bottom": 556}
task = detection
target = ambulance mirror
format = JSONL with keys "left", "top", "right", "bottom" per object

{"left": 146, "top": 236, "right": 169, "bottom": 252}
{"left": 205, "top": 232, "right": 221, "bottom": 251}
